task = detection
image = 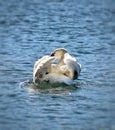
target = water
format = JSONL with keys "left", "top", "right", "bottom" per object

{"left": 0, "top": 0, "right": 115, "bottom": 129}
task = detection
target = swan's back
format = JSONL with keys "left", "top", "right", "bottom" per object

{"left": 42, "top": 73, "right": 73, "bottom": 85}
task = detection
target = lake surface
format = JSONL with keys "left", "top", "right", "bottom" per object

{"left": 0, "top": 0, "right": 115, "bottom": 130}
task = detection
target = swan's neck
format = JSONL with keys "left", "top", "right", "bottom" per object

{"left": 58, "top": 56, "right": 64, "bottom": 65}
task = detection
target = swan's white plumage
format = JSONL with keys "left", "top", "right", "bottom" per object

{"left": 33, "top": 56, "right": 55, "bottom": 82}
{"left": 41, "top": 73, "right": 73, "bottom": 85}
{"left": 33, "top": 48, "right": 81, "bottom": 85}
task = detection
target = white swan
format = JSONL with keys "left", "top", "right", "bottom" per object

{"left": 33, "top": 48, "right": 81, "bottom": 85}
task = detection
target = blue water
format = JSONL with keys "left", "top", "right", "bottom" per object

{"left": 0, "top": 0, "right": 115, "bottom": 130}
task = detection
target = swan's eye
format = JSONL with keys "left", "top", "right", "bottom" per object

{"left": 51, "top": 52, "right": 55, "bottom": 56}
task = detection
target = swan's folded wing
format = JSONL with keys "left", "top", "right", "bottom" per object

{"left": 63, "top": 53, "right": 81, "bottom": 79}
{"left": 33, "top": 56, "right": 55, "bottom": 82}
{"left": 34, "top": 56, "right": 50, "bottom": 70}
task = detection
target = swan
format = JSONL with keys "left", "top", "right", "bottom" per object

{"left": 33, "top": 48, "right": 81, "bottom": 85}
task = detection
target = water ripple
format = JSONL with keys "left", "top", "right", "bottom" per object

{"left": 0, "top": 0, "right": 115, "bottom": 130}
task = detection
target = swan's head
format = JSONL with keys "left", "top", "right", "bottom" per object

{"left": 51, "top": 48, "right": 68, "bottom": 58}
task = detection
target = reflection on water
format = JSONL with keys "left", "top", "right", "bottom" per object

{"left": 0, "top": 0, "right": 115, "bottom": 130}
{"left": 19, "top": 80, "right": 79, "bottom": 95}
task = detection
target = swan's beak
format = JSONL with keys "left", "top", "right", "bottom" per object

{"left": 52, "top": 58, "right": 60, "bottom": 64}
